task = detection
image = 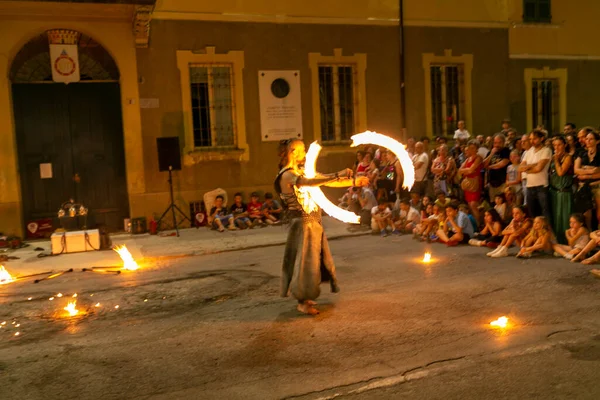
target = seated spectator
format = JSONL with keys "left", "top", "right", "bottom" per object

{"left": 395, "top": 198, "right": 421, "bottom": 234}
{"left": 434, "top": 190, "right": 451, "bottom": 208}
{"left": 230, "top": 192, "right": 253, "bottom": 229}
{"left": 503, "top": 186, "right": 517, "bottom": 212}
{"left": 469, "top": 208, "right": 504, "bottom": 248}
{"left": 371, "top": 199, "right": 394, "bottom": 237}
{"left": 416, "top": 204, "right": 444, "bottom": 241}
{"left": 414, "top": 203, "right": 434, "bottom": 239}
{"left": 409, "top": 191, "right": 422, "bottom": 211}
{"left": 356, "top": 186, "right": 378, "bottom": 230}
{"left": 494, "top": 193, "right": 509, "bottom": 222}
{"left": 261, "top": 192, "right": 282, "bottom": 225}
{"left": 422, "top": 195, "right": 433, "bottom": 210}
{"left": 436, "top": 200, "right": 474, "bottom": 246}
{"left": 488, "top": 205, "right": 532, "bottom": 258}
{"left": 517, "top": 216, "right": 554, "bottom": 258}
{"left": 572, "top": 230, "right": 600, "bottom": 264}
{"left": 247, "top": 192, "right": 265, "bottom": 226}
{"left": 210, "top": 195, "right": 236, "bottom": 232}
{"left": 553, "top": 213, "right": 588, "bottom": 260}
{"left": 460, "top": 203, "right": 479, "bottom": 233}
{"left": 338, "top": 188, "right": 353, "bottom": 210}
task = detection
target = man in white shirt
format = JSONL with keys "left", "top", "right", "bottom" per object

{"left": 520, "top": 129, "right": 551, "bottom": 219}
{"left": 454, "top": 120, "right": 470, "bottom": 141}
{"left": 476, "top": 135, "right": 489, "bottom": 158}
{"left": 520, "top": 134, "right": 531, "bottom": 204}
{"left": 412, "top": 141, "right": 429, "bottom": 196}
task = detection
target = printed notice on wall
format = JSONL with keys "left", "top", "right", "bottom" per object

{"left": 258, "top": 71, "right": 303, "bottom": 141}
{"left": 40, "top": 163, "right": 53, "bottom": 179}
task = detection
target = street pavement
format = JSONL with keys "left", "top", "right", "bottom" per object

{"left": 1, "top": 217, "right": 368, "bottom": 276}
{"left": 1, "top": 231, "right": 600, "bottom": 399}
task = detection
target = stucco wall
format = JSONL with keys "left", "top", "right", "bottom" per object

{"left": 135, "top": 19, "right": 401, "bottom": 210}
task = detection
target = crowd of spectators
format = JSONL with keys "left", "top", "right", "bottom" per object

{"left": 343, "top": 120, "right": 600, "bottom": 266}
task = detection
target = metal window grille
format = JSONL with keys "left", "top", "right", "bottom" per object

{"left": 523, "top": 0, "right": 551, "bottom": 23}
{"left": 318, "top": 64, "right": 358, "bottom": 142}
{"left": 190, "top": 64, "right": 237, "bottom": 148}
{"left": 532, "top": 79, "right": 558, "bottom": 134}
{"left": 430, "top": 64, "right": 464, "bottom": 137}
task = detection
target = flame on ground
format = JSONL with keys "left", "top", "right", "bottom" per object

{"left": 351, "top": 131, "right": 415, "bottom": 190}
{"left": 302, "top": 141, "right": 361, "bottom": 224}
{"left": 0, "top": 265, "right": 15, "bottom": 285}
{"left": 490, "top": 316, "right": 509, "bottom": 328}
{"left": 423, "top": 252, "right": 432, "bottom": 263}
{"left": 114, "top": 245, "right": 140, "bottom": 271}
{"left": 64, "top": 301, "right": 79, "bottom": 317}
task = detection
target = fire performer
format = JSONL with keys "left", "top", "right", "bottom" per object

{"left": 275, "top": 139, "right": 369, "bottom": 315}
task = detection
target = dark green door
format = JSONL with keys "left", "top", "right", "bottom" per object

{"left": 12, "top": 82, "right": 129, "bottom": 232}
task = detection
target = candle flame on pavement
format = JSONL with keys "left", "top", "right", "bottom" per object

{"left": 351, "top": 131, "right": 415, "bottom": 190}
{"left": 423, "top": 252, "right": 432, "bottom": 263}
{"left": 490, "top": 316, "right": 509, "bottom": 329}
{"left": 114, "top": 245, "right": 140, "bottom": 271}
{"left": 301, "top": 141, "right": 361, "bottom": 224}
{"left": 64, "top": 301, "right": 79, "bottom": 317}
{"left": 0, "top": 265, "right": 15, "bottom": 285}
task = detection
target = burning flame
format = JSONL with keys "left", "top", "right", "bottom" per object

{"left": 490, "top": 316, "right": 509, "bottom": 329}
{"left": 64, "top": 301, "right": 79, "bottom": 317}
{"left": 302, "top": 141, "right": 361, "bottom": 224}
{"left": 423, "top": 252, "right": 432, "bottom": 263}
{"left": 0, "top": 265, "right": 15, "bottom": 285}
{"left": 114, "top": 245, "right": 140, "bottom": 271}
{"left": 351, "top": 131, "right": 415, "bottom": 190}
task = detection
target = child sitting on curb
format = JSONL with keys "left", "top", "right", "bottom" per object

{"left": 553, "top": 213, "right": 589, "bottom": 260}
{"left": 516, "top": 216, "right": 554, "bottom": 258}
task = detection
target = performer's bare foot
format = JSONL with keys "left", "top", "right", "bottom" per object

{"left": 297, "top": 302, "right": 319, "bottom": 315}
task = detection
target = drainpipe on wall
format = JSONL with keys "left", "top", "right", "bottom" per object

{"left": 399, "top": 0, "right": 407, "bottom": 140}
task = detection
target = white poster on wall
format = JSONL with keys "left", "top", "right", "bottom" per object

{"left": 258, "top": 71, "right": 303, "bottom": 141}
{"left": 49, "top": 44, "right": 80, "bottom": 83}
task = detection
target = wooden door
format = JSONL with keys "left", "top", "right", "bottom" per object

{"left": 12, "top": 83, "right": 129, "bottom": 232}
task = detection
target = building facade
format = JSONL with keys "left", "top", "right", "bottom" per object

{"left": 1, "top": 0, "right": 597, "bottom": 237}
{"left": 0, "top": 0, "right": 401, "bottom": 236}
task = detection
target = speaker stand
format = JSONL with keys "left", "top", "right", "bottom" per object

{"left": 156, "top": 166, "right": 191, "bottom": 237}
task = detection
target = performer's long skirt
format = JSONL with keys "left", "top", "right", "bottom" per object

{"left": 280, "top": 217, "right": 338, "bottom": 302}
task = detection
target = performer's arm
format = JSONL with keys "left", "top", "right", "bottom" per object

{"left": 297, "top": 168, "right": 353, "bottom": 187}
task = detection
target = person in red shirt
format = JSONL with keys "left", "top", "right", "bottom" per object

{"left": 247, "top": 192, "right": 265, "bottom": 226}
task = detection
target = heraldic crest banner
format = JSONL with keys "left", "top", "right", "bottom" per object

{"left": 47, "top": 30, "right": 81, "bottom": 83}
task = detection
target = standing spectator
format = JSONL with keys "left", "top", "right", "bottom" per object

{"left": 436, "top": 200, "right": 474, "bottom": 246}
{"left": 564, "top": 122, "right": 577, "bottom": 136}
{"left": 483, "top": 133, "right": 511, "bottom": 201}
{"left": 520, "top": 130, "right": 552, "bottom": 220}
{"left": 476, "top": 135, "right": 489, "bottom": 159}
{"left": 500, "top": 119, "right": 513, "bottom": 135}
{"left": 376, "top": 150, "right": 403, "bottom": 201}
{"left": 261, "top": 192, "right": 282, "bottom": 225}
{"left": 566, "top": 133, "right": 578, "bottom": 157}
{"left": 371, "top": 199, "right": 394, "bottom": 237}
{"left": 412, "top": 141, "right": 429, "bottom": 196}
{"left": 356, "top": 151, "right": 373, "bottom": 177}
{"left": 505, "top": 149, "right": 523, "bottom": 205}
{"left": 247, "top": 192, "right": 265, "bottom": 226}
{"left": 574, "top": 129, "right": 600, "bottom": 230}
{"left": 454, "top": 120, "right": 470, "bottom": 141}
{"left": 210, "top": 195, "right": 236, "bottom": 232}
{"left": 575, "top": 128, "right": 589, "bottom": 159}
{"left": 549, "top": 136, "right": 574, "bottom": 243}
{"left": 230, "top": 192, "right": 253, "bottom": 229}
{"left": 430, "top": 144, "right": 456, "bottom": 196}
{"left": 458, "top": 140, "right": 483, "bottom": 224}
{"left": 520, "top": 134, "right": 532, "bottom": 204}
{"left": 406, "top": 137, "right": 416, "bottom": 158}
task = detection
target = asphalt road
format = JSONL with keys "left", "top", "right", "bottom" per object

{"left": 1, "top": 233, "right": 600, "bottom": 399}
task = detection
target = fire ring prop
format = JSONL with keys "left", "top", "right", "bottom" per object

{"left": 351, "top": 131, "right": 415, "bottom": 191}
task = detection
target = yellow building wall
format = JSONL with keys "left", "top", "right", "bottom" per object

{"left": 154, "top": 0, "right": 399, "bottom": 21}
{"left": 0, "top": 2, "right": 145, "bottom": 237}
{"left": 508, "top": 0, "right": 600, "bottom": 57}
{"left": 403, "top": 0, "right": 508, "bottom": 26}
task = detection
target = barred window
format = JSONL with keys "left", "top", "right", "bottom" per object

{"left": 430, "top": 64, "right": 464, "bottom": 137}
{"left": 318, "top": 65, "right": 357, "bottom": 142}
{"left": 532, "top": 79, "right": 558, "bottom": 134}
{"left": 190, "top": 65, "right": 236, "bottom": 148}
{"left": 523, "top": 0, "right": 551, "bottom": 23}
